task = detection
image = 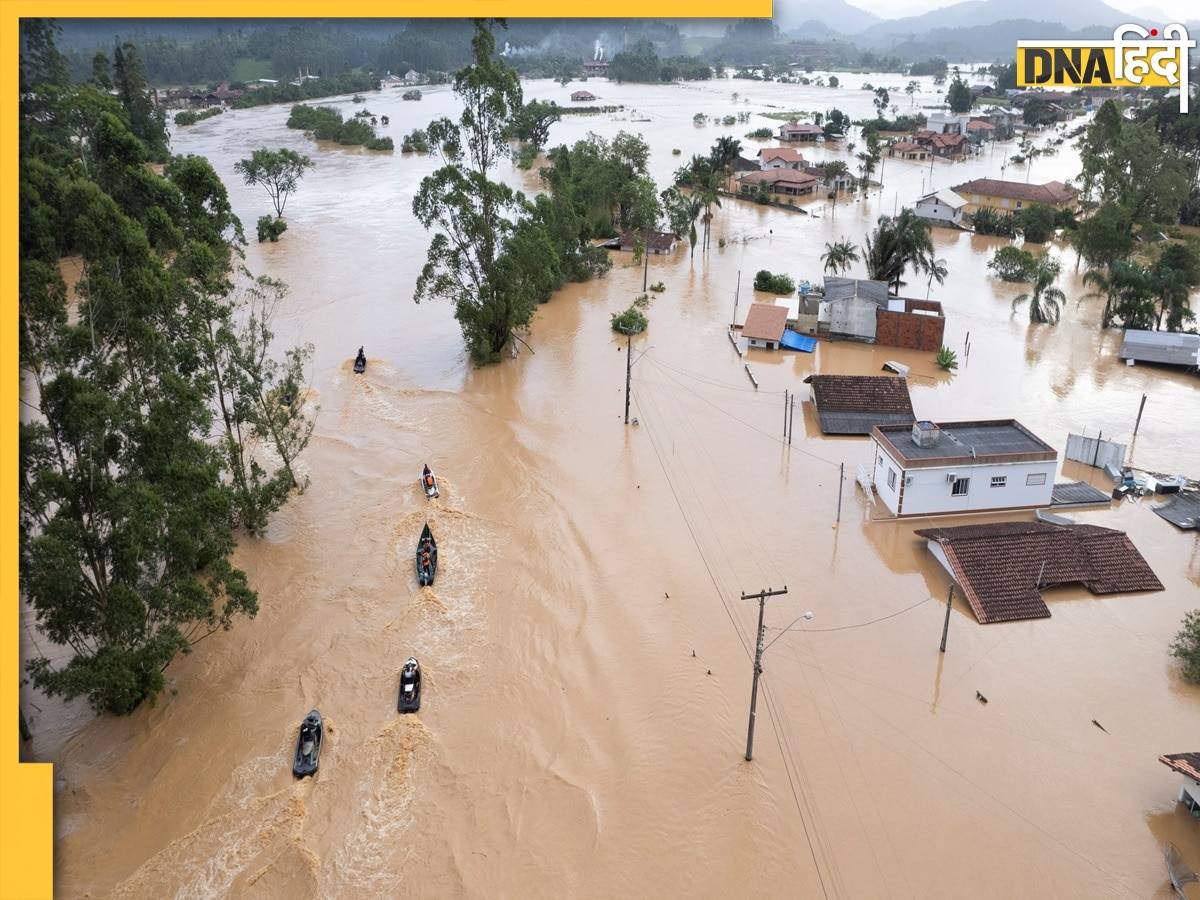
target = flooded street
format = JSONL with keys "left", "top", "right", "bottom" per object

{"left": 20, "top": 74, "right": 1200, "bottom": 898}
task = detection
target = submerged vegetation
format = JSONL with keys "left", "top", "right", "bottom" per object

{"left": 174, "top": 106, "right": 223, "bottom": 126}
{"left": 1172, "top": 611, "right": 1200, "bottom": 684}
{"left": 753, "top": 270, "right": 795, "bottom": 294}
{"left": 19, "top": 21, "right": 314, "bottom": 713}
{"left": 286, "top": 104, "right": 392, "bottom": 149}
{"left": 611, "top": 305, "right": 648, "bottom": 334}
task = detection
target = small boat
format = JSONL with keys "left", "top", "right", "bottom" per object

{"left": 421, "top": 465, "right": 439, "bottom": 499}
{"left": 397, "top": 657, "right": 421, "bottom": 712}
{"left": 416, "top": 523, "right": 437, "bottom": 586}
{"left": 353, "top": 347, "right": 366, "bottom": 374}
{"left": 292, "top": 710, "right": 323, "bottom": 778}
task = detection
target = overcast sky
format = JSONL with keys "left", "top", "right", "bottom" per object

{"left": 859, "top": 0, "right": 1195, "bottom": 20}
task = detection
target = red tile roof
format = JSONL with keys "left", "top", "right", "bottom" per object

{"left": 741, "top": 303, "right": 790, "bottom": 341}
{"left": 803, "top": 375, "right": 914, "bottom": 414}
{"left": 890, "top": 141, "right": 924, "bottom": 152}
{"left": 758, "top": 147, "right": 805, "bottom": 163}
{"left": 780, "top": 122, "right": 823, "bottom": 134}
{"left": 915, "top": 521, "right": 1163, "bottom": 624}
{"left": 952, "top": 178, "right": 1078, "bottom": 205}
{"left": 619, "top": 230, "right": 678, "bottom": 252}
{"left": 1161, "top": 753, "right": 1200, "bottom": 781}
{"left": 967, "top": 119, "right": 996, "bottom": 130}
{"left": 915, "top": 130, "right": 968, "bottom": 149}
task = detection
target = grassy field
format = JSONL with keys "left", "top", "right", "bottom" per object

{"left": 230, "top": 57, "right": 273, "bottom": 83}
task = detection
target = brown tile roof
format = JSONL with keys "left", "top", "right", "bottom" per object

{"left": 570, "top": 90, "right": 596, "bottom": 101}
{"left": 952, "top": 178, "right": 1078, "bottom": 205}
{"left": 915, "top": 130, "right": 968, "bottom": 149}
{"left": 1161, "top": 753, "right": 1200, "bottom": 781}
{"left": 758, "top": 147, "right": 805, "bottom": 163}
{"left": 618, "top": 230, "right": 678, "bottom": 252}
{"left": 741, "top": 303, "right": 790, "bottom": 341}
{"left": 780, "top": 122, "right": 823, "bottom": 134}
{"left": 803, "top": 375, "right": 914, "bottom": 413}
{"left": 967, "top": 119, "right": 996, "bottom": 130}
{"left": 914, "top": 521, "right": 1163, "bottom": 624}
{"left": 738, "top": 170, "right": 818, "bottom": 187}
{"left": 890, "top": 141, "right": 924, "bottom": 152}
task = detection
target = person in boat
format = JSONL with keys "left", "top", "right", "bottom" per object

{"left": 355, "top": 346, "right": 366, "bottom": 366}
{"left": 300, "top": 714, "right": 319, "bottom": 756}
{"left": 424, "top": 471, "right": 435, "bottom": 489}
{"left": 419, "top": 545, "right": 432, "bottom": 568}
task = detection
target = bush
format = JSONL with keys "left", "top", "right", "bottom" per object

{"left": 1171, "top": 610, "right": 1200, "bottom": 683}
{"left": 515, "top": 144, "right": 538, "bottom": 169}
{"left": 672, "top": 148, "right": 682, "bottom": 155}
{"left": 287, "top": 104, "right": 389, "bottom": 149}
{"left": 401, "top": 128, "right": 430, "bottom": 153}
{"left": 746, "top": 127, "right": 773, "bottom": 138}
{"left": 753, "top": 269, "right": 795, "bottom": 294}
{"left": 611, "top": 306, "right": 648, "bottom": 334}
{"left": 649, "top": 281, "right": 665, "bottom": 293}
{"left": 256, "top": 215, "right": 288, "bottom": 242}
{"left": 987, "top": 246, "right": 1037, "bottom": 281}
{"left": 367, "top": 137, "right": 394, "bottom": 151}
{"left": 174, "top": 107, "right": 222, "bottom": 126}
{"left": 633, "top": 293, "right": 651, "bottom": 309}
{"left": 1013, "top": 204, "right": 1057, "bottom": 243}
{"left": 936, "top": 346, "right": 958, "bottom": 371}
{"left": 972, "top": 206, "right": 1016, "bottom": 237}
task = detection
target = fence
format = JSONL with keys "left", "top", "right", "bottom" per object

{"left": 1064, "top": 433, "right": 1126, "bottom": 470}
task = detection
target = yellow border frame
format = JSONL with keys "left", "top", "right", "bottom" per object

{"left": 2, "top": 3, "right": 767, "bottom": 897}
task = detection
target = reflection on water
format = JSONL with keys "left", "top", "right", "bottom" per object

{"left": 21, "top": 75, "right": 1200, "bottom": 898}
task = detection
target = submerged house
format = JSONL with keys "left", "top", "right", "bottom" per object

{"left": 570, "top": 90, "right": 597, "bottom": 102}
{"left": 804, "top": 375, "right": 915, "bottom": 435}
{"left": 617, "top": 230, "right": 679, "bottom": 254}
{"left": 777, "top": 121, "right": 823, "bottom": 142}
{"left": 740, "top": 303, "right": 790, "bottom": 350}
{"left": 913, "top": 189, "right": 967, "bottom": 227}
{"left": 913, "top": 130, "right": 968, "bottom": 158}
{"left": 888, "top": 141, "right": 929, "bottom": 161}
{"left": 757, "top": 147, "right": 805, "bottom": 170}
{"left": 952, "top": 178, "right": 1078, "bottom": 215}
{"left": 870, "top": 419, "right": 1058, "bottom": 517}
{"left": 916, "top": 521, "right": 1163, "bottom": 623}
{"left": 817, "top": 278, "right": 945, "bottom": 351}
{"left": 1119, "top": 330, "right": 1200, "bottom": 369}
{"left": 1160, "top": 753, "right": 1200, "bottom": 818}
{"left": 737, "top": 169, "right": 818, "bottom": 198}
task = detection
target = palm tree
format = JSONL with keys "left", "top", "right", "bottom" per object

{"left": 695, "top": 167, "right": 723, "bottom": 252}
{"left": 925, "top": 256, "right": 948, "bottom": 298}
{"left": 1150, "top": 242, "right": 1200, "bottom": 331}
{"left": 1013, "top": 256, "right": 1066, "bottom": 324}
{"left": 710, "top": 135, "right": 743, "bottom": 174}
{"left": 821, "top": 239, "right": 860, "bottom": 275}
{"left": 857, "top": 152, "right": 877, "bottom": 194}
{"left": 864, "top": 210, "right": 938, "bottom": 294}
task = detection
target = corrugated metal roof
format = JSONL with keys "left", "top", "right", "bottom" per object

{"left": 1153, "top": 492, "right": 1200, "bottom": 530}
{"left": 1118, "top": 329, "right": 1200, "bottom": 367}
{"left": 823, "top": 276, "right": 889, "bottom": 305}
{"left": 1050, "top": 481, "right": 1112, "bottom": 507}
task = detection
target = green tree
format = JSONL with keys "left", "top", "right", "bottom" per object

{"left": 90, "top": 51, "right": 112, "bottom": 90}
{"left": 112, "top": 41, "right": 169, "bottom": 161}
{"left": 1150, "top": 242, "right": 1200, "bottom": 331}
{"left": 946, "top": 76, "right": 971, "bottom": 113}
{"left": 905, "top": 80, "right": 919, "bottom": 105}
{"left": 1012, "top": 255, "right": 1065, "bottom": 324}
{"left": 1171, "top": 610, "right": 1200, "bottom": 684}
{"left": 821, "top": 239, "right": 859, "bottom": 275}
{"left": 661, "top": 186, "right": 702, "bottom": 259}
{"left": 710, "top": 134, "right": 743, "bottom": 173}
{"left": 413, "top": 20, "right": 526, "bottom": 363}
{"left": 864, "top": 210, "right": 939, "bottom": 294}
{"left": 1013, "top": 204, "right": 1056, "bottom": 243}
{"left": 233, "top": 147, "right": 314, "bottom": 219}
{"left": 20, "top": 19, "right": 70, "bottom": 91}
{"left": 873, "top": 86, "right": 890, "bottom": 118}
{"left": 512, "top": 98, "right": 560, "bottom": 150}
{"left": 987, "top": 246, "right": 1037, "bottom": 282}
{"left": 1071, "top": 203, "right": 1134, "bottom": 326}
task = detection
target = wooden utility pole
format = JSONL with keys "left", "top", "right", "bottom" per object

{"left": 1133, "top": 393, "right": 1147, "bottom": 438}
{"left": 743, "top": 586, "right": 789, "bottom": 761}
{"left": 643, "top": 231, "right": 650, "bottom": 292}
{"left": 788, "top": 394, "right": 795, "bottom": 444}
{"left": 939, "top": 584, "right": 954, "bottom": 652}
{"left": 836, "top": 462, "right": 844, "bottom": 522}
{"left": 783, "top": 389, "right": 789, "bottom": 435}
{"left": 731, "top": 270, "right": 742, "bottom": 328}
{"left": 624, "top": 332, "right": 632, "bottom": 425}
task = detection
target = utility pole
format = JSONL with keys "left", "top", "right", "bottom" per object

{"left": 783, "top": 389, "right": 789, "bottom": 435}
{"left": 939, "top": 584, "right": 954, "bottom": 652}
{"left": 744, "top": 586, "right": 789, "bottom": 761}
{"left": 1133, "top": 393, "right": 1147, "bottom": 438}
{"left": 731, "top": 269, "right": 742, "bottom": 329}
{"left": 643, "top": 230, "right": 650, "bottom": 292}
{"left": 789, "top": 394, "right": 795, "bottom": 444}
{"left": 836, "top": 462, "right": 844, "bottom": 522}
{"left": 624, "top": 331, "right": 632, "bottom": 425}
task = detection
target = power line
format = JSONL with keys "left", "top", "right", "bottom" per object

{"left": 764, "top": 596, "right": 933, "bottom": 650}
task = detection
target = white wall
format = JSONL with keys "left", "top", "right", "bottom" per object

{"left": 915, "top": 198, "right": 962, "bottom": 224}
{"left": 874, "top": 446, "right": 904, "bottom": 515}
{"left": 897, "top": 458, "right": 1056, "bottom": 515}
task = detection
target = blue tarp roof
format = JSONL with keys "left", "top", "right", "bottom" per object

{"left": 780, "top": 331, "right": 817, "bottom": 352}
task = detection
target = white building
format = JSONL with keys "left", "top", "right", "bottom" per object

{"left": 871, "top": 420, "right": 1057, "bottom": 517}
{"left": 404, "top": 69, "right": 421, "bottom": 84}
{"left": 913, "top": 189, "right": 968, "bottom": 227}
{"left": 926, "top": 111, "right": 973, "bottom": 135}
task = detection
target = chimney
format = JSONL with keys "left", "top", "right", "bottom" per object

{"left": 912, "top": 420, "right": 941, "bottom": 448}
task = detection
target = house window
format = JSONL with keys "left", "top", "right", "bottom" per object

{"left": 887, "top": 468, "right": 897, "bottom": 490}
{"left": 951, "top": 477, "right": 970, "bottom": 496}
{"left": 1015, "top": 201, "right": 1023, "bottom": 209}
{"left": 1026, "top": 472, "right": 1047, "bottom": 486}
{"left": 991, "top": 475, "right": 1007, "bottom": 488}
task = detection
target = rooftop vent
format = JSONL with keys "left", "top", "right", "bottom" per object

{"left": 912, "top": 420, "right": 941, "bottom": 448}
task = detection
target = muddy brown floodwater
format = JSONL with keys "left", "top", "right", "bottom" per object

{"left": 20, "top": 73, "right": 1200, "bottom": 898}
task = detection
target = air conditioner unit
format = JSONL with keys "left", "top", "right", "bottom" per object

{"left": 945, "top": 471, "right": 957, "bottom": 482}
{"left": 905, "top": 475, "right": 914, "bottom": 486}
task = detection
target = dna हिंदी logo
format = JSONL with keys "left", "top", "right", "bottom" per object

{"left": 1017, "top": 24, "right": 1195, "bottom": 113}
